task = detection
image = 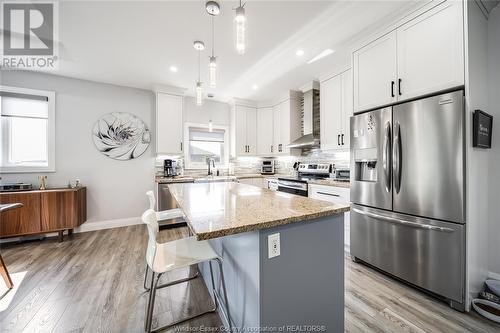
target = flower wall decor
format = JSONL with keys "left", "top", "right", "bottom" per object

{"left": 92, "top": 112, "right": 150, "bottom": 160}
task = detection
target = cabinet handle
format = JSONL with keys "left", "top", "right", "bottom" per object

{"left": 338, "top": 135, "right": 340, "bottom": 146}
{"left": 391, "top": 81, "right": 395, "bottom": 98}
{"left": 398, "top": 78, "right": 402, "bottom": 96}
{"left": 271, "top": 145, "right": 273, "bottom": 153}
{"left": 341, "top": 134, "right": 344, "bottom": 145}
{"left": 248, "top": 145, "right": 250, "bottom": 153}
{"left": 180, "top": 142, "right": 183, "bottom": 151}
{"left": 317, "top": 191, "right": 340, "bottom": 197}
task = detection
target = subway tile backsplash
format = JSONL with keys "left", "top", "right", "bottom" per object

{"left": 155, "top": 150, "right": 349, "bottom": 177}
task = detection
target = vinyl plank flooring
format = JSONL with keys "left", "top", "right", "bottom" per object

{"left": 1, "top": 225, "right": 499, "bottom": 333}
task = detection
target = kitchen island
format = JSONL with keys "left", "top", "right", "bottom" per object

{"left": 168, "top": 182, "right": 349, "bottom": 332}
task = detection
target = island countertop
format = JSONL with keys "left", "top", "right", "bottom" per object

{"left": 168, "top": 182, "right": 350, "bottom": 240}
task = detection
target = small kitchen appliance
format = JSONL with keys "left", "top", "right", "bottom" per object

{"left": 261, "top": 160, "right": 275, "bottom": 175}
{"left": 332, "top": 168, "right": 350, "bottom": 181}
{"left": 163, "top": 159, "right": 177, "bottom": 177}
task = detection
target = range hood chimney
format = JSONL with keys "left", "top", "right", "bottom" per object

{"left": 287, "top": 87, "right": 320, "bottom": 149}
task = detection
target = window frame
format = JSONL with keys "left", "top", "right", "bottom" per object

{"left": 184, "top": 122, "right": 229, "bottom": 170}
{"left": 0, "top": 85, "right": 56, "bottom": 173}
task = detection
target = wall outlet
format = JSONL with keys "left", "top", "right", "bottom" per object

{"left": 268, "top": 233, "right": 280, "bottom": 259}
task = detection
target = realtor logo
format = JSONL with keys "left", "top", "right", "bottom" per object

{"left": 1, "top": 2, "right": 58, "bottom": 69}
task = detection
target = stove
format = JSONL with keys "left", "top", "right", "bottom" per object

{"left": 277, "top": 163, "right": 331, "bottom": 197}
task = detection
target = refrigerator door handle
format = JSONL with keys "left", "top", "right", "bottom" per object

{"left": 352, "top": 208, "right": 454, "bottom": 232}
{"left": 383, "top": 122, "right": 392, "bottom": 193}
{"left": 393, "top": 122, "right": 402, "bottom": 193}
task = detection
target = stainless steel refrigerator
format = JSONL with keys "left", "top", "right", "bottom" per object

{"left": 350, "top": 90, "right": 465, "bottom": 311}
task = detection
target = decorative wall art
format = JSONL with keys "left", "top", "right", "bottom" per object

{"left": 92, "top": 112, "right": 150, "bottom": 160}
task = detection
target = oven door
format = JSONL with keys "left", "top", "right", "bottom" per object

{"left": 277, "top": 180, "right": 308, "bottom": 197}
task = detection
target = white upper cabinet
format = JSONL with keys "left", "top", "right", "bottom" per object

{"left": 233, "top": 104, "right": 257, "bottom": 156}
{"left": 353, "top": 31, "right": 398, "bottom": 113}
{"left": 246, "top": 107, "right": 257, "bottom": 155}
{"left": 396, "top": 1, "right": 464, "bottom": 100}
{"left": 341, "top": 69, "right": 353, "bottom": 148}
{"left": 156, "top": 92, "right": 183, "bottom": 154}
{"left": 320, "top": 69, "right": 352, "bottom": 151}
{"left": 352, "top": 0, "right": 464, "bottom": 113}
{"left": 320, "top": 75, "right": 343, "bottom": 150}
{"left": 257, "top": 107, "right": 274, "bottom": 155}
{"left": 272, "top": 98, "right": 301, "bottom": 155}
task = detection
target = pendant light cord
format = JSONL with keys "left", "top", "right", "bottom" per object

{"left": 198, "top": 49, "right": 201, "bottom": 82}
{"left": 211, "top": 16, "right": 215, "bottom": 57}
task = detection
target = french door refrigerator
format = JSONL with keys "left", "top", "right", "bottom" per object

{"left": 349, "top": 90, "right": 465, "bottom": 311}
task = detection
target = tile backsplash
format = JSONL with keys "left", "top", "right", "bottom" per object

{"left": 155, "top": 149, "right": 349, "bottom": 177}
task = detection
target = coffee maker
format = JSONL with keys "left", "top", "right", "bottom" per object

{"left": 164, "top": 159, "right": 177, "bottom": 177}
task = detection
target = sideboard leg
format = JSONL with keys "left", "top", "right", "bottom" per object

{"left": 68, "top": 229, "right": 73, "bottom": 236}
{"left": 58, "top": 230, "right": 64, "bottom": 242}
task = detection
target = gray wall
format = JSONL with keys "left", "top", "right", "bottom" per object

{"left": 1, "top": 71, "right": 155, "bottom": 224}
{"left": 487, "top": 6, "right": 500, "bottom": 276}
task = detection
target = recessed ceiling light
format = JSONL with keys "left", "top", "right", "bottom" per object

{"left": 169, "top": 66, "right": 178, "bottom": 73}
{"left": 307, "top": 49, "right": 335, "bottom": 64}
{"left": 252, "top": 84, "right": 259, "bottom": 90}
{"left": 296, "top": 49, "right": 305, "bottom": 57}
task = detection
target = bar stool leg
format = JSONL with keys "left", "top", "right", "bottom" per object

{"left": 143, "top": 264, "right": 150, "bottom": 291}
{"left": 208, "top": 262, "right": 219, "bottom": 311}
{"left": 145, "top": 272, "right": 160, "bottom": 332}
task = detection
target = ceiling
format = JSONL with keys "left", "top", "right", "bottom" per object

{"left": 43, "top": 1, "right": 418, "bottom": 102}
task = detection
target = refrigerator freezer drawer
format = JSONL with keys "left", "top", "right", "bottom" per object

{"left": 350, "top": 204, "right": 465, "bottom": 303}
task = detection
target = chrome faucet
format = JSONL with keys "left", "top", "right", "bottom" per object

{"left": 206, "top": 157, "right": 215, "bottom": 176}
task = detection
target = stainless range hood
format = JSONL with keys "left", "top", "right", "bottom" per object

{"left": 287, "top": 88, "right": 320, "bottom": 149}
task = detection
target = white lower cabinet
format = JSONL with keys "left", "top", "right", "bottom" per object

{"left": 309, "top": 184, "right": 350, "bottom": 248}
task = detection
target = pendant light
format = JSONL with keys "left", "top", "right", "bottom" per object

{"left": 206, "top": 1, "right": 220, "bottom": 88}
{"left": 193, "top": 41, "right": 205, "bottom": 106}
{"left": 234, "top": 0, "right": 246, "bottom": 54}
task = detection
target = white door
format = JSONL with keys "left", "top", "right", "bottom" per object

{"left": 234, "top": 106, "right": 248, "bottom": 156}
{"left": 320, "top": 75, "right": 343, "bottom": 150}
{"left": 246, "top": 107, "right": 257, "bottom": 155}
{"left": 353, "top": 31, "right": 397, "bottom": 113}
{"left": 157, "top": 93, "right": 183, "bottom": 154}
{"left": 257, "top": 107, "right": 274, "bottom": 155}
{"left": 341, "top": 69, "right": 353, "bottom": 148}
{"left": 396, "top": 1, "right": 464, "bottom": 101}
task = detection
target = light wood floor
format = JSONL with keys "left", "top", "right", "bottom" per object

{"left": 0, "top": 225, "right": 499, "bottom": 333}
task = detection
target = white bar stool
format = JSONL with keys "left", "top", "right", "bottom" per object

{"left": 142, "top": 209, "right": 232, "bottom": 332}
{"left": 146, "top": 190, "right": 183, "bottom": 221}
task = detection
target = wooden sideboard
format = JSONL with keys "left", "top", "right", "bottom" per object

{"left": 0, "top": 187, "right": 87, "bottom": 241}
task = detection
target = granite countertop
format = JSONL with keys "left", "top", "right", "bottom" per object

{"left": 307, "top": 179, "right": 351, "bottom": 188}
{"left": 155, "top": 173, "right": 272, "bottom": 183}
{"left": 168, "top": 182, "right": 350, "bottom": 240}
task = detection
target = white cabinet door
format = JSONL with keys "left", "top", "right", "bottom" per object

{"left": 397, "top": 1, "right": 464, "bottom": 101}
{"left": 246, "top": 107, "right": 257, "bottom": 155}
{"left": 157, "top": 93, "right": 183, "bottom": 154}
{"left": 257, "top": 107, "right": 274, "bottom": 155}
{"left": 353, "top": 31, "right": 398, "bottom": 112}
{"left": 234, "top": 106, "right": 248, "bottom": 156}
{"left": 341, "top": 69, "right": 353, "bottom": 148}
{"left": 320, "top": 75, "right": 343, "bottom": 150}
{"left": 272, "top": 104, "right": 281, "bottom": 155}
{"left": 279, "top": 100, "right": 291, "bottom": 155}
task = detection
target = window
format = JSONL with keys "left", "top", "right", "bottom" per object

{"left": 184, "top": 123, "right": 229, "bottom": 169}
{"left": 0, "top": 86, "right": 55, "bottom": 173}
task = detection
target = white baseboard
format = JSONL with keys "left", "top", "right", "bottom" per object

{"left": 0, "top": 217, "right": 142, "bottom": 244}
{"left": 488, "top": 271, "right": 500, "bottom": 280}
{"left": 75, "top": 217, "right": 142, "bottom": 233}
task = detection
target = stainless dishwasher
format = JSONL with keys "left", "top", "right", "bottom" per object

{"left": 157, "top": 182, "right": 192, "bottom": 227}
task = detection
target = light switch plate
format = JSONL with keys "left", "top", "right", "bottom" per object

{"left": 268, "top": 233, "right": 280, "bottom": 259}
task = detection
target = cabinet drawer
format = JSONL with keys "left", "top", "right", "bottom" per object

{"left": 308, "top": 184, "right": 350, "bottom": 204}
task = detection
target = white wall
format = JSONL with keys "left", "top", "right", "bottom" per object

{"left": 487, "top": 6, "right": 500, "bottom": 277}
{"left": 465, "top": 2, "right": 500, "bottom": 306}
{"left": 1, "top": 71, "right": 155, "bottom": 227}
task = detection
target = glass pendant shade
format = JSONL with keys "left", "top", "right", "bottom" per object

{"left": 235, "top": 6, "right": 246, "bottom": 54}
{"left": 196, "top": 81, "right": 203, "bottom": 106}
{"left": 209, "top": 56, "right": 217, "bottom": 88}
